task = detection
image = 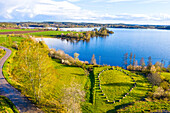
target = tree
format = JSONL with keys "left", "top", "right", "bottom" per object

{"left": 123, "top": 53, "right": 128, "bottom": 69}
{"left": 147, "top": 56, "right": 152, "bottom": 70}
{"left": 134, "top": 60, "right": 138, "bottom": 67}
{"left": 129, "top": 53, "right": 133, "bottom": 65}
{"left": 132, "top": 54, "right": 136, "bottom": 66}
{"left": 168, "top": 61, "right": 170, "bottom": 72}
{"left": 12, "top": 38, "right": 57, "bottom": 103}
{"left": 74, "top": 53, "right": 79, "bottom": 60}
{"left": 140, "top": 57, "right": 145, "bottom": 68}
{"left": 90, "top": 54, "right": 97, "bottom": 65}
{"left": 61, "top": 83, "right": 85, "bottom": 113}
{"left": 161, "top": 59, "right": 165, "bottom": 68}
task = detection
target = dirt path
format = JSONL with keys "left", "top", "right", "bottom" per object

{"left": 0, "top": 46, "right": 43, "bottom": 113}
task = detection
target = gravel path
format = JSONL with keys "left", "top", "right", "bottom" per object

{"left": 0, "top": 46, "right": 43, "bottom": 113}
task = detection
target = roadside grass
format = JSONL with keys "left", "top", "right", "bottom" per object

{"left": 0, "top": 35, "right": 24, "bottom": 44}
{"left": 160, "top": 72, "right": 170, "bottom": 83}
{"left": 117, "top": 100, "right": 170, "bottom": 112}
{"left": 0, "top": 49, "right": 6, "bottom": 59}
{"left": 28, "top": 31, "right": 80, "bottom": 37}
{"left": 0, "top": 29, "right": 39, "bottom": 32}
{"left": 86, "top": 66, "right": 152, "bottom": 113}
{"left": 0, "top": 95, "right": 19, "bottom": 113}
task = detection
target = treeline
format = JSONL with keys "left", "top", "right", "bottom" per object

{"left": 4, "top": 22, "right": 170, "bottom": 30}
{"left": 55, "top": 27, "right": 114, "bottom": 41}
{"left": 123, "top": 53, "right": 170, "bottom": 101}
{"left": 123, "top": 53, "right": 170, "bottom": 72}
{"left": 9, "top": 37, "right": 65, "bottom": 112}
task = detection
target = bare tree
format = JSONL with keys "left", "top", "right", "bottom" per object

{"left": 123, "top": 53, "right": 128, "bottom": 69}
{"left": 132, "top": 54, "right": 136, "bottom": 66}
{"left": 129, "top": 53, "right": 133, "bottom": 65}
{"left": 90, "top": 54, "right": 97, "bottom": 65}
{"left": 61, "top": 83, "right": 85, "bottom": 113}
{"left": 140, "top": 57, "right": 145, "bottom": 68}
{"left": 147, "top": 56, "right": 152, "bottom": 70}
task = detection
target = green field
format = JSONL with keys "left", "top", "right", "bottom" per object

{"left": 100, "top": 69, "right": 134, "bottom": 101}
{"left": 0, "top": 29, "right": 39, "bottom": 32}
{"left": 52, "top": 59, "right": 87, "bottom": 95}
{"left": 0, "top": 35, "right": 24, "bottom": 44}
{"left": 28, "top": 31, "right": 80, "bottom": 37}
{"left": 0, "top": 95, "right": 19, "bottom": 113}
{"left": 86, "top": 67, "right": 152, "bottom": 112}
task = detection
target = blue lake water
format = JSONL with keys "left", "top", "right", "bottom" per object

{"left": 40, "top": 28, "right": 170, "bottom": 67}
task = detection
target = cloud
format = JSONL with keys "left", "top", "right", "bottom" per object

{"left": 0, "top": 0, "right": 95, "bottom": 20}
{"left": 107, "top": 0, "right": 134, "bottom": 3}
{"left": 94, "top": 0, "right": 169, "bottom": 3}
{"left": 67, "top": 0, "right": 80, "bottom": 2}
{"left": 0, "top": 0, "right": 170, "bottom": 25}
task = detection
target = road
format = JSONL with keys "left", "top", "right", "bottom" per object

{"left": 0, "top": 46, "right": 43, "bottom": 113}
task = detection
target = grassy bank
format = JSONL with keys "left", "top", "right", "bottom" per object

{"left": 0, "top": 95, "right": 19, "bottom": 113}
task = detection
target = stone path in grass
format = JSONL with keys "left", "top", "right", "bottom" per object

{"left": 95, "top": 67, "right": 137, "bottom": 104}
{"left": 0, "top": 46, "right": 43, "bottom": 113}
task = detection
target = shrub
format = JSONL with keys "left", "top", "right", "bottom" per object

{"left": 147, "top": 73, "right": 162, "bottom": 86}
{"left": 160, "top": 81, "right": 169, "bottom": 91}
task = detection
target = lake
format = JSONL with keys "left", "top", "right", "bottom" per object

{"left": 40, "top": 28, "right": 170, "bottom": 67}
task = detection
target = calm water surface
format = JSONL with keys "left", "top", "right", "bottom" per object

{"left": 40, "top": 28, "right": 170, "bottom": 66}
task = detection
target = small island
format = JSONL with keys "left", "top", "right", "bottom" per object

{"left": 53, "top": 27, "right": 114, "bottom": 41}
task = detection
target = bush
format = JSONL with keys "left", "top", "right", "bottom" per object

{"left": 160, "top": 81, "right": 169, "bottom": 90}
{"left": 147, "top": 73, "right": 162, "bottom": 86}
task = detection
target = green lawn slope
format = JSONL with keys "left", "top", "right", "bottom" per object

{"left": 88, "top": 67, "right": 152, "bottom": 112}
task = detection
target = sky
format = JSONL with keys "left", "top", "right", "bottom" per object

{"left": 0, "top": 0, "right": 170, "bottom": 25}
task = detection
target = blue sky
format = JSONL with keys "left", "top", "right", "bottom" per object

{"left": 0, "top": 0, "right": 170, "bottom": 25}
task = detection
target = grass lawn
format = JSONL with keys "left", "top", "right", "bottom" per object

{"left": 85, "top": 67, "right": 152, "bottom": 113}
{"left": 52, "top": 59, "right": 87, "bottom": 95}
{"left": 0, "top": 29, "right": 39, "bottom": 32}
{"left": 100, "top": 69, "right": 134, "bottom": 101}
{"left": 161, "top": 72, "right": 170, "bottom": 83}
{"left": 0, "top": 95, "right": 19, "bottom": 113}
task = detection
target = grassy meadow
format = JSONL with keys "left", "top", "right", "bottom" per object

{"left": 0, "top": 29, "right": 39, "bottom": 32}
{"left": 28, "top": 31, "right": 80, "bottom": 37}
{"left": 85, "top": 67, "right": 152, "bottom": 112}
{"left": 100, "top": 69, "right": 134, "bottom": 101}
